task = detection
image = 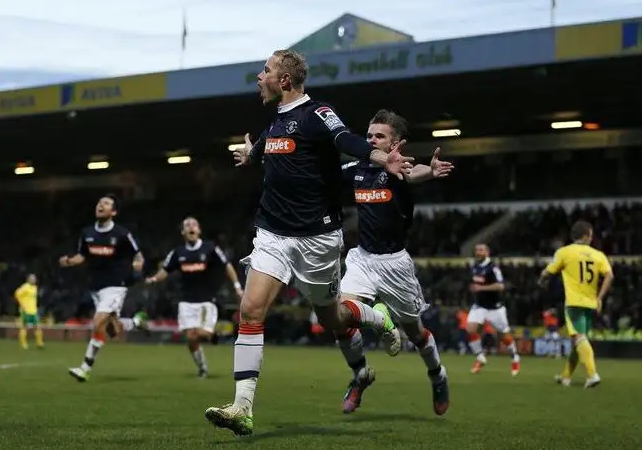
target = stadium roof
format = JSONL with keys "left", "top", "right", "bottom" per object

{"left": 289, "top": 13, "right": 414, "bottom": 54}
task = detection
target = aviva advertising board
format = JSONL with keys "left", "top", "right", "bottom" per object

{"left": 58, "top": 74, "right": 166, "bottom": 110}
{"left": 0, "top": 73, "right": 167, "bottom": 119}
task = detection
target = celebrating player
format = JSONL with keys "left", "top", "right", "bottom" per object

{"left": 539, "top": 220, "right": 613, "bottom": 388}
{"left": 146, "top": 217, "right": 244, "bottom": 378}
{"left": 205, "top": 49, "right": 413, "bottom": 436}
{"left": 14, "top": 273, "right": 44, "bottom": 349}
{"left": 339, "top": 109, "right": 453, "bottom": 416}
{"left": 60, "top": 194, "right": 149, "bottom": 382}
{"left": 467, "top": 244, "right": 521, "bottom": 375}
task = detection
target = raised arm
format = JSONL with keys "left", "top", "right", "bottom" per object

{"left": 310, "top": 105, "right": 414, "bottom": 179}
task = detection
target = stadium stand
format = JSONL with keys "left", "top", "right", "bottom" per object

{"left": 490, "top": 202, "right": 642, "bottom": 256}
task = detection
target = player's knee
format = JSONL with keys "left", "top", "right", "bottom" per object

{"left": 239, "top": 296, "right": 268, "bottom": 323}
{"left": 315, "top": 304, "right": 342, "bottom": 331}
{"left": 401, "top": 321, "right": 423, "bottom": 345}
{"left": 466, "top": 323, "right": 480, "bottom": 334}
{"left": 197, "top": 329, "right": 213, "bottom": 340}
{"left": 93, "top": 313, "right": 110, "bottom": 331}
{"left": 337, "top": 299, "right": 357, "bottom": 324}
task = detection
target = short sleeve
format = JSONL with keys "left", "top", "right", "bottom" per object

{"left": 546, "top": 248, "right": 565, "bottom": 274}
{"left": 599, "top": 253, "right": 612, "bottom": 275}
{"left": 341, "top": 161, "right": 359, "bottom": 183}
{"left": 492, "top": 265, "right": 504, "bottom": 283}
{"left": 124, "top": 232, "right": 141, "bottom": 255}
{"left": 77, "top": 233, "right": 88, "bottom": 256}
{"left": 162, "top": 249, "right": 178, "bottom": 272}
{"left": 213, "top": 245, "right": 228, "bottom": 265}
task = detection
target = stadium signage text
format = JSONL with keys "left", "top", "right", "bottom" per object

{"left": 0, "top": 86, "right": 59, "bottom": 117}
{"left": 0, "top": 94, "right": 36, "bottom": 113}
{"left": 244, "top": 45, "right": 452, "bottom": 85}
{"left": 61, "top": 83, "right": 124, "bottom": 107}
{"left": 80, "top": 85, "right": 122, "bottom": 102}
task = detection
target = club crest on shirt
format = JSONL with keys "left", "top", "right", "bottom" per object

{"left": 110, "top": 237, "right": 117, "bottom": 246}
{"left": 374, "top": 171, "right": 388, "bottom": 188}
{"left": 286, "top": 120, "right": 298, "bottom": 134}
{"left": 200, "top": 253, "right": 206, "bottom": 261}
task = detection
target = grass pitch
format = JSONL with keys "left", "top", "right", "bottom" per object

{"left": 1, "top": 340, "right": 641, "bottom": 450}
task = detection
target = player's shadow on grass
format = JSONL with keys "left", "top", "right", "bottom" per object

{"left": 212, "top": 423, "right": 377, "bottom": 444}
{"left": 97, "top": 374, "right": 139, "bottom": 382}
{"left": 183, "top": 373, "right": 220, "bottom": 380}
{"left": 344, "top": 411, "right": 448, "bottom": 424}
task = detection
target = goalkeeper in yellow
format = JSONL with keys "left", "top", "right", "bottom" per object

{"left": 538, "top": 220, "right": 613, "bottom": 389}
{"left": 14, "top": 273, "right": 44, "bottom": 349}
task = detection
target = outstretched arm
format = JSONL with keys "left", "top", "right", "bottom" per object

{"left": 403, "top": 148, "right": 454, "bottom": 184}
{"left": 404, "top": 164, "right": 434, "bottom": 184}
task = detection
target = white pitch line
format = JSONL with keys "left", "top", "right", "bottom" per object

{"left": 0, "top": 361, "right": 60, "bottom": 370}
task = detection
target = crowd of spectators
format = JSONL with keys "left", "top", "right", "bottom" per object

{"left": 2, "top": 185, "right": 642, "bottom": 337}
{"left": 490, "top": 202, "right": 642, "bottom": 256}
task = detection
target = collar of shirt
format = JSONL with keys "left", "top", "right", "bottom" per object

{"left": 185, "top": 239, "right": 203, "bottom": 251}
{"left": 478, "top": 257, "right": 491, "bottom": 267}
{"left": 94, "top": 221, "right": 115, "bottom": 233}
{"left": 277, "top": 94, "right": 310, "bottom": 114}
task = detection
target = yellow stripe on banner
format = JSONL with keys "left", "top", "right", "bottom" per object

{"left": 59, "top": 73, "right": 167, "bottom": 110}
{"left": 555, "top": 20, "right": 642, "bottom": 61}
{"left": 0, "top": 86, "right": 59, "bottom": 118}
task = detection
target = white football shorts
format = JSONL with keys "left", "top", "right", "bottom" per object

{"left": 341, "top": 246, "right": 425, "bottom": 324}
{"left": 467, "top": 304, "right": 510, "bottom": 333}
{"left": 178, "top": 301, "right": 218, "bottom": 333}
{"left": 91, "top": 287, "right": 128, "bottom": 317}
{"left": 240, "top": 227, "right": 342, "bottom": 306}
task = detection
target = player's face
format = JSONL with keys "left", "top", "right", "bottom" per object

{"left": 475, "top": 245, "right": 489, "bottom": 260}
{"left": 27, "top": 274, "right": 37, "bottom": 285}
{"left": 257, "top": 55, "right": 283, "bottom": 105}
{"left": 95, "top": 197, "right": 116, "bottom": 220}
{"left": 182, "top": 218, "right": 201, "bottom": 242}
{"left": 366, "top": 123, "right": 398, "bottom": 153}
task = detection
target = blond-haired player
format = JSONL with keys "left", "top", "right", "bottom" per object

{"left": 205, "top": 49, "right": 412, "bottom": 436}
{"left": 539, "top": 220, "right": 614, "bottom": 388}
{"left": 14, "top": 273, "right": 44, "bottom": 349}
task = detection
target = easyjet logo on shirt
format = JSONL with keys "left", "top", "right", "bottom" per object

{"left": 354, "top": 189, "right": 393, "bottom": 203}
{"left": 265, "top": 138, "right": 296, "bottom": 154}
{"left": 88, "top": 245, "right": 115, "bottom": 256}
{"left": 472, "top": 275, "right": 486, "bottom": 283}
{"left": 181, "top": 262, "right": 207, "bottom": 273}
